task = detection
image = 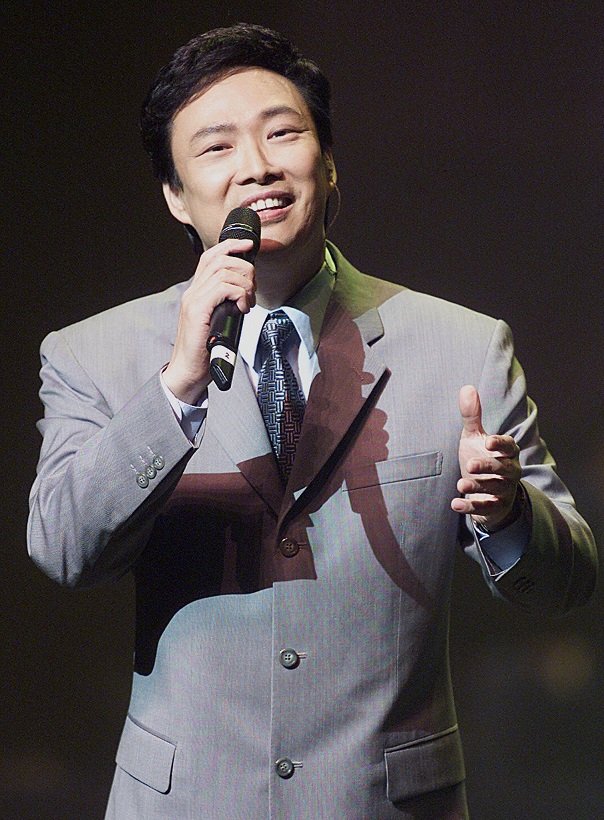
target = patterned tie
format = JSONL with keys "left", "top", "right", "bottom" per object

{"left": 257, "top": 311, "right": 306, "bottom": 481}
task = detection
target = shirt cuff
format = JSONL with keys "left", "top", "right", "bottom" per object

{"left": 472, "top": 485, "right": 532, "bottom": 572}
{"left": 160, "top": 369, "right": 208, "bottom": 443}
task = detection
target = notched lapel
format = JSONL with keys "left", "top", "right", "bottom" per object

{"left": 282, "top": 296, "right": 388, "bottom": 520}
{"left": 206, "top": 359, "right": 283, "bottom": 515}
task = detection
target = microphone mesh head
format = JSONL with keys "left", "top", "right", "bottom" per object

{"left": 219, "top": 207, "right": 261, "bottom": 246}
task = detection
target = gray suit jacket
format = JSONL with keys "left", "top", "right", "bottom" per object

{"left": 28, "top": 244, "right": 596, "bottom": 819}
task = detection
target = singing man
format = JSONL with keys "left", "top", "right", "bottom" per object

{"left": 28, "top": 23, "right": 596, "bottom": 818}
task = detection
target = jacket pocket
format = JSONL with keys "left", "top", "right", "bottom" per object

{"left": 115, "top": 714, "right": 176, "bottom": 794}
{"left": 384, "top": 725, "right": 465, "bottom": 802}
{"left": 344, "top": 451, "right": 443, "bottom": 492}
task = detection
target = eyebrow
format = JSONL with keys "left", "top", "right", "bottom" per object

{"left": 188, "top": 105, "right": 307, "bottom": 147}
{"left": 189, "top": 122, "right": 236, "bottom": 145}
{"left": 260, "top": 105, "right": 306, "bottom": 122}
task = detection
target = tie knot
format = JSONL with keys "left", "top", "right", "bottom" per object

{"left": 259, "top": 310, "right": 295, "bottom": 355}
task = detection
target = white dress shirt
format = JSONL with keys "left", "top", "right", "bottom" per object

{"left": 161, "top": 249, "right": 336, "bottom": 437}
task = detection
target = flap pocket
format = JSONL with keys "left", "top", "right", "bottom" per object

{"left": 344, "top": 451, "right": 443, "bottom": 492}
{"left": 115, "top": 714, "right": 176, "bottom": 794}
{"left": 385, "top": 725, "right": 465, "bottom": 802}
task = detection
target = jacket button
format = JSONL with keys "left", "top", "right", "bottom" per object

{"left": 152, "top": 455, "right": 165, "bottom": 470}
{"left": 136, "top": 474, "right": 149, "bottom": 488}
{"left": 145, "top": 464, "right": 157, "bottom": 480}
{"left": 279, "top": 649, "right": 300, "bottom": 669}
{"left": 275, "top": 758, "right": 295, "bottom": 778}
{"left": 279, "top": 537, "right": 299, "bottom": 557}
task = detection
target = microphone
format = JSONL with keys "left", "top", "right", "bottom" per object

{"left": 206, "top": 207, "right": 261, "bottom": 391}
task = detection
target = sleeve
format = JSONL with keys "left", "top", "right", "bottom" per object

{"left": 462, "top": 319, "right": 597, "bottom": 615}
{"left": 27, "top": 329, "right": 199, "bottom": 587}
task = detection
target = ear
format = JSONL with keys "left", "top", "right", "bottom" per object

{"left": 323, "top": 150, "right": 337, "bottom": 190}
{"left": 162, "top": 182, "right": 193, "bottom": 225}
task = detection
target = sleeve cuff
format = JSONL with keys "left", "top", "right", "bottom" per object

{"left": 160, "top": 368, "right": 208, "bottom": 443}
{"left": 472, "top": 485, "right": 532, "bottom": 572}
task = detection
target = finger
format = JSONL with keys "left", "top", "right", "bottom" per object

{"left": 458, "top": 384, "right": 484, "bottom": 435}
{"left": 451, "top": 494, "right": 507, "bottom": 516}
{"left": 192, "top": 239, "right": 256, "bottom": 285}
{"left": 451, "top": 495, "right": 492, "bottom": 514}
{"left": 195, "top": 258, "right": 255, "bottom": 290}
{"left": 218, "top": 236, "right": 255, "bottom": 256}
{"left": 485, "top": 438, "right": 519, "bottom": 462}
{"left": 457, "top": 475, "right": 513, "bottom": 496}
{"left": 204, "top": 278, "right": 256, "bottom": 315}
{"left": 463, "top": 456, "right": 520, "bottom": 478}
{"left": 210, "top": 236, "right": 255, "bottom": 258}
{"left": 178, "top": 281, "right": 255, "bottom": 337}
{"left": 183, "top": 267, "right": 256, "bottom": 308}
{"left": 451, "top": 496, "right": 470, "bottom": 514}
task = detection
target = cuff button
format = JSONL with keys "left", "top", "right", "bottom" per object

{"left": 152, "top": 455, "right": 165, "bottom": 470}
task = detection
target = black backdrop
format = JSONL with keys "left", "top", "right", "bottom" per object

{"left": 3, "top": 2, "right": 603, "bottom": 817}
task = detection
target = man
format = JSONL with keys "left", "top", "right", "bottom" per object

{"left": 28, "top": 23, "right": 596, "bottom": 819}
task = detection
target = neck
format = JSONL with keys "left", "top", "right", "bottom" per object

{"left": 254, "top": 242, "right": 325, "bottom": 310}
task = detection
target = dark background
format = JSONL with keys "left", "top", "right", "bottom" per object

{"left": 3, "top": 2, "right": 603, "bottom": 817}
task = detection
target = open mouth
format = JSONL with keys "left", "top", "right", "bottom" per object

{"left": 247, "top": 196, "right": 292, "bottom": 213}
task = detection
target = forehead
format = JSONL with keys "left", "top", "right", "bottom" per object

{"left": 172, "top": 67, "right": 314, "bottom": 136}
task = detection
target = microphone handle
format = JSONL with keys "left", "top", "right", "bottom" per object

{"left": 205, "top": 206, "right": 261, "bottom": 391}
{"left": 206, "top": 300, "right": 243, "bottom": 391}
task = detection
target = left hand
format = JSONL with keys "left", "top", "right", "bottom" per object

{"left": 451, "top": 384, "right": 522, "bottom": 531}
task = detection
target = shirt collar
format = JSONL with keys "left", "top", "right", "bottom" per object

{"left": 239, "top": 247, "right": 336, "bottom": 370}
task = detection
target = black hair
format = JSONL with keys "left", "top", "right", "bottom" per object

{"left": 140, "top": 23, "right": 332, "bottom": 191}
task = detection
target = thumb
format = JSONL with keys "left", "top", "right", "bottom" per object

{"left": 459, "top": 384, "right": 485, "bottom": 435}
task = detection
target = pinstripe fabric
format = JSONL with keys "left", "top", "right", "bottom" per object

{"left": 27, "top": 244, "right": 596, "bottom": 819}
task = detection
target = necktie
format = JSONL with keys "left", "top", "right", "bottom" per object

{"left": 257, "top": 311, "right": 306, "bottom": 481}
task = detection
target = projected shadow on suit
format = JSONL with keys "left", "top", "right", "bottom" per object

{"left": 286, "top": 293, "right": 435, "bottom": 611}
{"left": 133, "top": 463, "right": 276, "bottom": 675}
{"left": 133, "top": 289, "right": 434, "bottom": 676}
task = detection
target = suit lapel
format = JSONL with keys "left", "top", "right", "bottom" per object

{"left": 280, "top": 268, "right": 390, "bottom": 522}
{"left": 205, "top": 355, "right": 284, "bottom": 515}
{"left": 165, "top": 281, "right": 283, "bottom": 514}
{"left": 185, "top": 250, "right": 402, "bottom": 522}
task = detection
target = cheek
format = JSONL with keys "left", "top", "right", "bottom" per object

{"left": 298, "top": 158, "right": 330, "bottom": 204}
{"left": 181, "top": 175, "right": 225, "bottom": 220}
{"left": 181, "top": 158, "right": 231, "bottom": 199}
{"left": 180, "top": 195, "right": 222, "bottom": 247}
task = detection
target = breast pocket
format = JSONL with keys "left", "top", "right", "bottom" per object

{"left": 115, "top": 714, "right": 176, "bottom": 794}
{"left": 343, "top": 451, "right": 443, "bottom": 492}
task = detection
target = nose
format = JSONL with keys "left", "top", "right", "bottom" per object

{"left": 235, "top": 138, "right": 282, "bottom": 185}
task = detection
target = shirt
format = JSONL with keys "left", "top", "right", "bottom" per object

{"left": 161, "top": 249, "right": 336, "bottom": 438}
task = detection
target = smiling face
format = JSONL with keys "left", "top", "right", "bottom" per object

{"left": 164, "top": 67, "right": 336, "bottom": 291}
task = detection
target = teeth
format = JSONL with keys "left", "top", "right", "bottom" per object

{"left": 249, "top": 197, "right": 287, "bottom": 212}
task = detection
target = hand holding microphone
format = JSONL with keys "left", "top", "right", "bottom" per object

{"left": 162, "top": 206, "right": 260, "bottom": 405}
{"left": 206, "top": 207, "right": 261, "bottom": 390}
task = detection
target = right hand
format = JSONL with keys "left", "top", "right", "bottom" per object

{"left": 451, "top": 385, "right": 522, "bottom": 531}
{"left": 163, "top": 237, "right": 256, "bottom": 404}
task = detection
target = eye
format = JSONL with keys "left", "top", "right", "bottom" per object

{"left": 270, "top": 127, "right": 300, "bottom": 139}
{"left": 196, "top": 142, "right": 232, "bottom": 157}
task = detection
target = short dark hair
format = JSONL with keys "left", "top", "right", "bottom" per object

{"left": 140, "top": 23, "right": 332, "bottom": 190}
